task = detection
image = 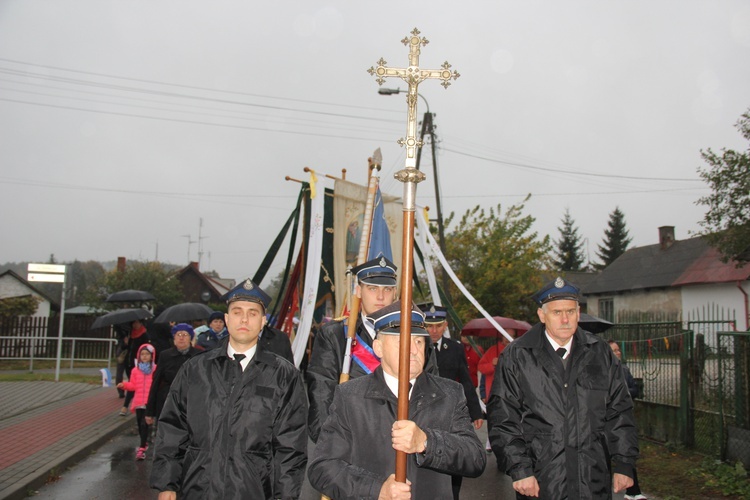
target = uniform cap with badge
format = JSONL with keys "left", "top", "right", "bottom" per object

{"left": 367, "top": 300, "right": 429, "bottom": 336}
{"left": 351, "top": 256, "right": 397, "bottom": 286}
{"left": 418, "top": 304, "right": 448, "bottom": 324}
{"left": 223, "top": 279, "right": 272, "bottom": 311}
{"left": 532, "top": 277, "right": 581, "bottom": 305}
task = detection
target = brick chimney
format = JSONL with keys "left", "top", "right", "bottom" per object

{"left": 190, "top": 261, "right": 199, "bottom": 271}
{"left": 659, "top": 226, "right": 675, "bottom": 250}
{"left": 117, "top": 256, "right": 127, "bottom": 272}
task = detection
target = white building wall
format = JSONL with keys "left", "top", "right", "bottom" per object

{"left": 682, "top": 281, "right": 750, "bottom": 331}
{"left": 0, "top": 275, "right": 52, "bottom": 317}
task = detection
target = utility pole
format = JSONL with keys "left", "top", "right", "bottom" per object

{"left": 197, "top": 217, "right": 209, "bottom": 270}
{"left": 182, "top": 234, "right": 195, "bottom": 264}
{"left": 416, "top": 111, "right": 451, "bottom": 302}
{"left": 379, "top": 87, "right": 452, "bottom": 302}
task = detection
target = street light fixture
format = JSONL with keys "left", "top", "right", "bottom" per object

{"left": 379, "top": 87, "right": 450, "bottom": 303}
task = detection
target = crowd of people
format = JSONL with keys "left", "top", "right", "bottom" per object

{"left": 109, "top": 264, "right": 644, "bottom": 499}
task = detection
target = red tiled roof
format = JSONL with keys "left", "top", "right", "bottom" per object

{"left": 672, "top": 246, "right": 750, "bottom": 286}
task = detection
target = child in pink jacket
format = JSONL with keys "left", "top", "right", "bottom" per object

{"left": 117, "top": 343, "right": 156, "bottom": 460}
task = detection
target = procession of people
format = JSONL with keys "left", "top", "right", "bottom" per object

{"left": 104, "top": 265, "right": 640, "bottom": 499}
{"left": 111, "top": 30, "right": 641, "bottom": 499}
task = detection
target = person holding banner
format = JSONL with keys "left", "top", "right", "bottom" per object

{"left": 308, "top": 301, "right": 486, "bottom": 500}
{"left": 305, "top": 255, "right": 398, "bottom": 443}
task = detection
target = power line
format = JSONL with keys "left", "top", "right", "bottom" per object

{"left": 441, "top": 147, "right": 702, "bottom": 182}
{"left": 0, "top": 57, "right": 403, "bottom": 115}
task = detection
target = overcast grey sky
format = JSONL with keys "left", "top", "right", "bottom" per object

{"left": 1, "top": 1, "right": 749, "bottom": 283}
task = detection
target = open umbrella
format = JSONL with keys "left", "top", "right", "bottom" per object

{"left": 461, "top": 316, "right": 532, "bottom": 338}
{"left": 154, "top": 303, "right": 213, "bottom": 324}
{"left": 578, "top": 313, "right": 614, "bottom": 334}
{"left": 90, "top": 308, "right": 153, "bottom": 329}
{"left": 106, "top": 289, "right": 156, "bottom": 303}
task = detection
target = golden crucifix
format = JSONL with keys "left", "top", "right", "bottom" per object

{"left": 368, "top": 27, "right": 460, "bottom": 170}
{"left": 367, "top": 27, "right": 459, "bottom": 484}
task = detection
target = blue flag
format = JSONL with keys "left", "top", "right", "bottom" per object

{"left": 367, "top": 186, "right": 393, "bottom": 261}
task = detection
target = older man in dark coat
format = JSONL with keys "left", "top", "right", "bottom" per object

{"left": 487, "top": 277, "right": 638, "bottom": 499}
{"left": 308, "top": 301, "right": 486, "bottom": 500}
{"left": 150, "top": 279, "right": 307, "bottom": 499}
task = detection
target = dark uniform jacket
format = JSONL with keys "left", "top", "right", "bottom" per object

{"left": 260, "top": 325, "right": 294, "bottom": 364}
{"left": 306, "top": 317, "right": 370, "bottom": 443}
{"left": 195, "top": 328, "right": 224, "bottom": 351}
{"left": 306, "top": 316, "right": 439, "bottom": 442}
{"left": 433, "top": 336, "right": 484, "bottom": 421}
{"left": 145, "top": 346, "right": 200, "bottom": 419}
{"left": 308, "top": 367, "right": 486, "bottom": 500}
{"left": 487, "top": 323, "right": 638, "bottom": 499}
{"left": 150, "top": 338, "right": 308, "bottom": 499}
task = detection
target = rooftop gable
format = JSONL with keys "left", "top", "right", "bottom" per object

{"left": 585, "top": 236, "right": 709, "bottom": 294}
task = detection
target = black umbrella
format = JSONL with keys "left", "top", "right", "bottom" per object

{"left": 154, "top": 303, "right": 213, "bottom": 324}
{"left": 90, "top": 308, "right": 154, "bottom": 329}
{"left": 578, "top": 313, "right": 614, "bottom": 334}
{"left": 106, "top": 289, "right": 156, "bottom": 303}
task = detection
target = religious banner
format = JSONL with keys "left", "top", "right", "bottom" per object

{"left": 333, "top": 178, "right": 402, "bottom": 314}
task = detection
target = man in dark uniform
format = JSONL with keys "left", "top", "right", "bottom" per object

{"left": 150, "top": 279, "right": 307, "bottom": 499}
{"left": 487, "top": 277, "right": 638, "bottom": 499}
{"left": 308, "top": 301, "right": 486, "bottom": 500}
{"left": 305, "top": 256, "right": 398, "bottom": 443}
{"left": 421, "top": 304, "right": 484, "bottom": 500}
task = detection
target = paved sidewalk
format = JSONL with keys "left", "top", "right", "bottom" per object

{"left": 0, "top": 381, "right": 131, "bottom": 500}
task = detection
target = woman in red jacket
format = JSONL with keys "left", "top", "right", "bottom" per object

{"left": 118, "top": 343, "right": 156, "bottom": 460}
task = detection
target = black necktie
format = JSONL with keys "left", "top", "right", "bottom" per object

{"left": 233, "top": 353, "right": 246, "bottom": 369}
{"left": 556, "top": 347, "right": 568, "bottom": 369}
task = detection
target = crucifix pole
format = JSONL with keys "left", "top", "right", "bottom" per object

{"left": 368, "top": 27, "right": 459, "bottom": 483}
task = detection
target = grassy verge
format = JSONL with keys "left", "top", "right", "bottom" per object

{"left": 639, "top": 439, "right": 750, "bottom": 499}
{"left": 0, "top": 372, "right": 101, "bottom": 384}
{"left": 0, "top": 360, "right": 110, "bottom": 370}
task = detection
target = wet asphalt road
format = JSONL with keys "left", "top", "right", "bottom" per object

{"left": 27, "top": 421, "right": 516, "bottom": 499}
{"left": 26, "top": 422, "right": 637, "bottom": 499}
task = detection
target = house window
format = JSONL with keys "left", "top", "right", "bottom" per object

{"left": 599, "top": 298, "right": 614, "bottom": 323}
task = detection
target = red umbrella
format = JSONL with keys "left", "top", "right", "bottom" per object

{"left": 461, "top": 316, "right": 532, "bottom": 338}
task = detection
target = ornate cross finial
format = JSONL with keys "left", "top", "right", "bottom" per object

{"left": 368, "top": 28, "right": 459, "bottom": 173}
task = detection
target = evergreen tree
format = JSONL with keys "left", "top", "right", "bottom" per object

{"left": 595, "top": 207, "right": 632, "bottom": 270}
{"left": 553, "top": 208, "right": 586, "bottom": 271}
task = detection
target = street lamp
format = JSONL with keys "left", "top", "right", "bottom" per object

{"left": 379, "top": 87, "right": 451, "bottom": 303}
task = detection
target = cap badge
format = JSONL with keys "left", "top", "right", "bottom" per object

{"left": 379, "top": 257, "right": 386, "bottom": 267}
{"left": 243, "top": 279, "right": 255, "bottom": 290}
{"left": 554, "top": 277, "right": 565, "bottom": 288}
{"left": 429, "top": 305, "right": 436, "bottom": 313}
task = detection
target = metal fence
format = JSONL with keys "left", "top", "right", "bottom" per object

{"left": 602, "top": 323, "right": 750, "bottom": 467}
{"left": 718, "top": 331, "right": 750, "bottom": 468}
{"left": 0, "top": 335, "right": 116, "bottom": 372}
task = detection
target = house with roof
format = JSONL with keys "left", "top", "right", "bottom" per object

{"left": 583, "top": 226, "right": 750, "bottom": 333}
{"left": 173, "top": 262, "right": 234, "bottom": 305}
{"left": 0, "top": 269, "right": 59, "bottom": 317}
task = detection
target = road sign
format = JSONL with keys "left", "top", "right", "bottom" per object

{"left": 27, "top": 263, "right": 66, "bottom": 274}
{"left": 26, "top": 263, "right": 67, "bottom": 381}
{"left": 27, "top": 263, "right": 66, "bottom": 283}
{"left": 27, "top": 273, "right": 65, "bottom": 283}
